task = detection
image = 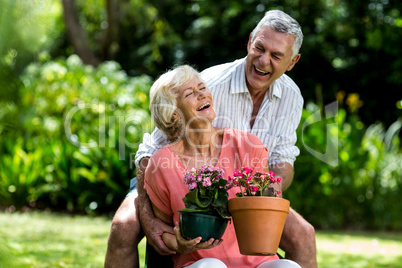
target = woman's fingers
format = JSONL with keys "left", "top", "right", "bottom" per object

{"left": 199, "top": 238, "right": 223, "bottom": 249}
{"left": 174, "top": 223, "right": 202, "bottom": 253}
{"left": 174, "top": 222, "right": 223, "bottom": 252}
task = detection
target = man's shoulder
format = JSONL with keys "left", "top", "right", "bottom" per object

{"left": 277, "top": 74, "right": 301, "bottom": 95}
{"left": 201, "top": 62, "right": 233, "bottom": 77}
{"left": 200, "top": 58, "right": 244, "bottom": 86}
{"left": 150, "top": 144, "right": 171, "bottom": 160}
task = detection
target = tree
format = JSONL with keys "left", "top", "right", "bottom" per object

{"left": 61, "top": 0, "right": 124, "bottom": 66}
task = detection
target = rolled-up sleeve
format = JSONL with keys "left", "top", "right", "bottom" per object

{"left": 268, "top": 104, "right": 302, "bottom": 166}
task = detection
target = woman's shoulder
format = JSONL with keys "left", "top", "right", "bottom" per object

{"left": 147, "top": 144, "right": 174, "bottom": 166}
{"left": 222, "top": 128, "right": 268, "bottom": 168}
{"left": 223, "top": 129, "right": 265, "bottom": 157}
{"left": 224, "top": 128, "right": 262, "bottom": 145}
{"left": 145, "top": 144, "right": 180, "bottom": 180}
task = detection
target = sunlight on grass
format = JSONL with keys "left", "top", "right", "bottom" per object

{"left": 0, "top": 212, "right": 146, "bottom": 268}
{"left": 0, "top": 212, "right": 401, "bottom": 267}
{"left": 0, "top": 212, "right": 111, "bottom": 267}
{"left": 316, "top": 231, "right": 402, "bottom": 268}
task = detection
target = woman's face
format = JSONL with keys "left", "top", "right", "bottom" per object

{"left": 174, "top": 77, "right": 216, "bottom": 128}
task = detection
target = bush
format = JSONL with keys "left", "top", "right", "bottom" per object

{"left": 289, "top": 102, "right": 402, "bottom": 230}
{"left": 0, "top": 55, "right": 153, "bottom": 214}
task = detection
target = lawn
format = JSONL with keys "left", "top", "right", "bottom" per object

{"left": 0, "top": 212, "right": 401, "bottom": 267}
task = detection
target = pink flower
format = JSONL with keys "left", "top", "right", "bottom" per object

{"left": 183, "top": 165, "right": 229, "bottom": 192}
{"left": 243, "top": 167, "right": 252, "bottom": 174}
{"left": 189, "top": 182, "right": 197, "bottom": 190}
{"left": 230, "top": 168, "right": 282, "bottom": 197}
{"left": 202, "top": 177, "right": 212, "bottom": 187}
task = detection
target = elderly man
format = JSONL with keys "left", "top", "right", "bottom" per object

{"left": 105, "top": 10, "right": 317, "bottom": 268}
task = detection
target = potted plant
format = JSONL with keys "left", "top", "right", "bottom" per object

{"left": 179, "top": 164, "right": 231, "bottom": 242}
{"left": 227, "top": 167, "right": 290, "bottom": 256}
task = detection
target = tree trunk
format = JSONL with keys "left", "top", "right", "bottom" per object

{"left": 61, "top": 0, "right": 100, "bottom": 67}
{"left": 99, "top": 0, "right": 122, "bottom": 60}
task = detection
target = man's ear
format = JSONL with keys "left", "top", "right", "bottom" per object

{"left": 247, "top": 33, "right": 253, "bottom": 52}
{"left": 287, "top": 54, "right": 301, "bottom": 71}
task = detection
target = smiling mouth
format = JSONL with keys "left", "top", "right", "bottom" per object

{"left": 254, "top": 66, "right": 270, "bottom": 76}
{"left": 197, "top": 102, "right": 211, "bottom": 111}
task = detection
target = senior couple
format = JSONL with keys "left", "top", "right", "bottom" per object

{"left": 105, "top": 10, "right": 317, "bottom": 268}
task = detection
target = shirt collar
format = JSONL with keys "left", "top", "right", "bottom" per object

{"left": 230, "top": 57, "right": 283, "bottom": 100}
{"left": 230, "top": 58, "right": 249, "bottom": 94}
{"left": 270, "top": 79, "right": 282, "bottom": 100}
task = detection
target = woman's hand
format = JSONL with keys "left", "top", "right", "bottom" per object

{"left": 173, "top": 222, "right": 223, "bottom": 254}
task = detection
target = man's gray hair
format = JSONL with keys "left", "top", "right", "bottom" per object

{"left": 251, "top": 10, "right": 303, "bottom": 58}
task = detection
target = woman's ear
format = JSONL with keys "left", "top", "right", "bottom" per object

{"left": 171, "top": 111, "right": 179, "bottom": 122}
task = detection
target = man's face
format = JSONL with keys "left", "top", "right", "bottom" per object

{"left": 245, "top": 26, "right": 300, "bottom": 94}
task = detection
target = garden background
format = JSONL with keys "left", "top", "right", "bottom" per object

{"left": 0, "top": 0, "right": 401, "bottom": 266}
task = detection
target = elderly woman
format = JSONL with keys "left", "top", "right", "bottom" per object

{"left": 144, "top": 65, "right": 300, "bottom": 268}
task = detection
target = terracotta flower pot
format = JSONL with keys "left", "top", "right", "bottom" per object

{"left": 228, "top": 196, "right": 290, "bottom": 256}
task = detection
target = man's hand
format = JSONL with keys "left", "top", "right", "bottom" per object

{"left": 141, "top": 212, "right": 176, "bottom": 255}
{"left": 136, "top": 157, "right": 176, "bottom": 255}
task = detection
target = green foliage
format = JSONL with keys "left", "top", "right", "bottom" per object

{"left": 289, "top": 103, "right": 402, "bottom": 230}
{"left": 0, "top": 0, "right": 61, "bottom": 103}
{"left": 0, "top": 137, "right": 46, "bottom": 208}
{"left": 0, "top": 55, "right": 153, "bottom": 213}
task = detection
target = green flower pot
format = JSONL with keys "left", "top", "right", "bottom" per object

{"left": 179, "top": 211, "right": 229, "bottom": 242}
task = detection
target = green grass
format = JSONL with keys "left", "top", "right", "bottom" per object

{"left": 0, "top": 212, "right": 146, "bottom": 268}
{"left": 315, "top": 231, "right": 402, "bottom": 267}
{"left": 0, "top": 212, "right": 401, "bottom": 267}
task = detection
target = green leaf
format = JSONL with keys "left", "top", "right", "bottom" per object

{"left": 213, "top": 189, "right": 228, "bottom": 208}
{"left": 197, "top": 195, "right": 212, "bottom": 208}
{"left": 217, "top": 178, "right": 227, "bottom": 187}
{"left": 183, "top": 189, "right": 212, "bottom": 209}
{"left": 199, "top": 187, "right": 206, "bottom": 196}
{"left": 215, "top": 206, "right": 231, "bottom": 218}
{"left": 181, "top": 207, "right": 209, "bottom": 213}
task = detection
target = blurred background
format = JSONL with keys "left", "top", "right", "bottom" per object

{"left": 0, "top": 0, "right": 401, "bottom": 231}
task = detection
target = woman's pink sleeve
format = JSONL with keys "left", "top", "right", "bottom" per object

{"left": 144, "top": 158, "right": 172, "bottom": 217}
{"left": 248, "top": 133, "right": 269, "bottom": 172}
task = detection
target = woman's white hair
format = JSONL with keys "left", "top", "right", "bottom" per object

{"left": 251, "top": 10, "right": 303, "bottom": 58}
{"left": 149, "top": 65, "right": 201, "bottom": 142}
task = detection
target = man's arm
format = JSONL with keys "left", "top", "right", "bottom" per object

{"left": 269, "top": 162, "right": 294, "bottom": 191}
{"left": 267, "top": 89, "right": 302, "bottom": 191}
{"left": 134, "top": 129, "right": 168, "bottom": 167}
{"left": 134, "top": 126, "right": 175, "bottom": 254}
{"left": 136, "top": 157, "right": 175, "bottom": 255}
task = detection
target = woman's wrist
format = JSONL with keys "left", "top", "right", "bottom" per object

{"left": 162, "top": 232, "right": 178, "bottom": 252}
